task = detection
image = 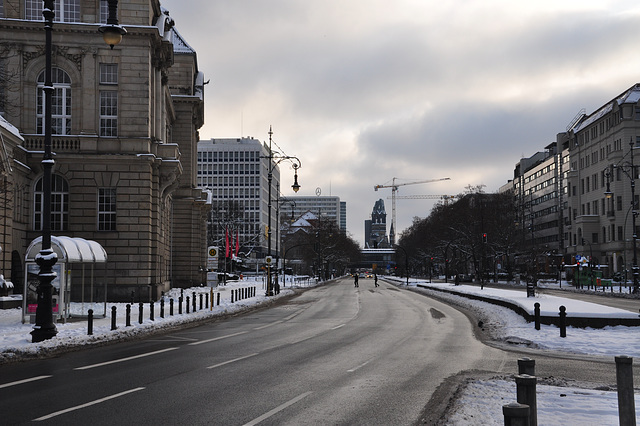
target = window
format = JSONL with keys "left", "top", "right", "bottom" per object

{"left": 37, "top": 67, "right": 71, "bottom": 135}
{"left": 100, "top": 63, "right": 118, "bottom": 84}
{"left": 99, "top": 91, "right": 118, "bottom": 136}
{"left": 617, "top": 196, "right": 623, "bottom": 211}
{"left": 26, "top": 0, "right": 80, "bottom": 22}
{"left": 98, "top": 188, "right": 116, "bottom": 231}
{"left": 0, "top": 0, "right": 3, "bottom": 17}
{"left": 34, "top": 174, "right": 69, "bottom": 231}
{"left": 100, "top": 0, "right": 109, "bottom": 23}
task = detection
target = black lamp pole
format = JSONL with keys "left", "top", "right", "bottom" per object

{"left": 264, "top": 126, "right": 301, "bottom": 296}
{"left": 32, "top": 0, "right": 124, "bottom": 342}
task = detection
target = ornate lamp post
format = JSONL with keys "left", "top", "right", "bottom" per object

{"left": 604, "top": 138, "right": 638, "bottom": 294}
{"left": 263, "top": 126, "right": 301, "bottom": 296}
{"left": 32, "top": 0, "right": 125, "bottom": 343}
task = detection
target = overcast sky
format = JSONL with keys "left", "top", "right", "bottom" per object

{"left": 160, "top": 0, "right": 640, "bottom": 246}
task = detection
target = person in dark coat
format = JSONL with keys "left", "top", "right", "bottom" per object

{"left": 354, "top": 274, "right": 359, "bottom": 287}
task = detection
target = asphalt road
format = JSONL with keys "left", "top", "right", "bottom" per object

{"left": 1, "top": 278, "right": 636, "bottom": 425}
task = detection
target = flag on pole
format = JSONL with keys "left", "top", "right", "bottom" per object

{"left": 235, "top": 230, "right": 240, "bottom": 256}
{"left": 225, "top": 229, "right": 230, "bottom": 258}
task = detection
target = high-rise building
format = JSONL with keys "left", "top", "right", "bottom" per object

{"left": 197, "top": 137, "right": 280, "bottom": 263}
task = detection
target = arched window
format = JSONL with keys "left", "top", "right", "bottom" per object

{"left": 34, "top": 174, "right": 69, "bottom": 231}
{"left": 36, "top": 67, "right": 72, "bottom": 135}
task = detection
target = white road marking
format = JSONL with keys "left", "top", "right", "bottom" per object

{"left": 188, "top": 331, "right": 248, "bottom": 346}
{"left": 243, "top": 391, "right": 313, "bottom": 426}
{"left": 347, "top": 358, "right": 374, "bottom": 373}
{"left": 254, "top": 320, "right": 283, "bottom": 330}
{"left": 207, "top": 353, "right": 259, "bottom": 369}
{"left": 331, "top": 324, "right": 346, "bottom": 330}
{"left": 0, "top": 375, "right": 52, "bottom": 389}
{"left": 74, "top": 347, "right": 178, "bottom": 370}
{"left": 32, "top": 387, "right": 145, "bottom": 421}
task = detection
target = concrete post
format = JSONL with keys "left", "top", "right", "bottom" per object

{"left": 616, "top": 355, "right": 637, "bottom": 426}
{"left": 502, "top": 402, "right": 529, "bottom": 426}
{"left": 518, "top": 358, "right": 535, "bottom": 376}
{"left": 515, "top": 374, "right": 537, "bottom": 426}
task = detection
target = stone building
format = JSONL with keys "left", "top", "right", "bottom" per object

{"left": 0, "top": 1, "right": 207, "bottom": 300}
{"left": 565, "top": 83, "right": 640, "bottom": 281}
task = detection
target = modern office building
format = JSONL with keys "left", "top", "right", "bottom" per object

{"left": 0, "top": 1, "right": 207, "bottom": 299}
{"left": 281, "top": 195, "right": 343, "bottom": 230}
{"left": 197, "top": 137, "right": 280, "bottom": 264}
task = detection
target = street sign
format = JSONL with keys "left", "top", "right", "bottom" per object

{"left": 207, "top": 246, "right": 219, "bottom": 271}
{"left": 265, "top": 256, "right": 273, "bottom": 265}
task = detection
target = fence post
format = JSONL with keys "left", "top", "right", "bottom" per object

{"left": 87, "top": 309, "right": 94, "bottom": 335}
{"left": 534, "top": 303, "right": 540, "bottom": 331}
{"left": 150, "top": 301, "right": 154, "bottom": 321}
{"left": 160, "top": 299, "right": 165, "bottom": 318}
{"left": 111, "top": 306, "right": 117, "bottom": 331}
{"left": 169, "top": 298, "right": 174, "bottom": 316}
{"left": 559, "top": 305, "right": 566, "bottom": 337}
{"left": 126, "top": 304, "right": 131, "bottom": 326}
{"left": 503, "top": 402, "right": 530, "bottom": 426}
{"left": 138, "top": 302, "right": 143, "bottom": 324}
{"left": 515, "top": 374, "right": 537, "bottom": 426}
{"left": 615, "top": 355, "right": 636, "bottom": 426}
{"left": 518, "top": 358, "right": 535, "bottom": 376}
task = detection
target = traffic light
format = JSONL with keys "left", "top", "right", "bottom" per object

{"left": 482, "top": 233, "right": 487, "bottom": 243}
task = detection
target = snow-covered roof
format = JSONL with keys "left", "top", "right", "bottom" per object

{"left": 574, "top": 84, "right": 640, "bottom": 133}
{"left": 25, "top": 236, "right": 107, "bottom": 263}
{"left": 171, "top": 27, "right": 195, "bottom": 54}
{"left": 0, "top": 115, "right": 22, "bottom": 140}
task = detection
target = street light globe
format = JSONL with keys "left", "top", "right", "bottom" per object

{"left": 99, "top": 25, "right": 126, "bottom": 49}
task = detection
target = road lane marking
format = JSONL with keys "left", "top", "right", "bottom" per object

{"left": 243, "top": 391, "right": 313, "bottom": 426}
{"left": 74, "top": 347, "right": 178, "bottom": 370}
{"left": 331, "top": 324, "right": 345, "bottom": 330}
{"left": 347, "top": 358, "right": 374, "bottom": 373}
{"left": 207, "top": 353, "right": 259, "bottom": 369}
{"left": 254, "top": 320, "right": 283, "bottom": 330}
{"left": 0, "top": 375, "right": 52, "bottom": 389}
{"left": 284, "top": 309, "right": 304, "bottom": 321}
{"left": 188, "top": 331, "right": 248, "bottom": 346}
{"left": 32, "top": 387, "right": 145, "bottom": 421}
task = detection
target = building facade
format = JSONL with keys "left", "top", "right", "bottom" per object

{"left": 281, "top": 195, "right": 343, "bottom": 230}
{"left": 565, "top": 83, "right": 640, "bottom": 279}
{"left": 0, "top": 1, "right": 207, "bottom": 300}
{"left": 197, "top": 137, "right": 280, "bottom": 266}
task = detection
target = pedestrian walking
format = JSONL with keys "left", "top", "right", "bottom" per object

{"left": 354, "top": 274, "right": 359, "bottom": 287}
{"left": 374, "top": 273, "right": 379, "bottom": 287}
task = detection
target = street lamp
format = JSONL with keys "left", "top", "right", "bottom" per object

{"left": 32, "top": 0, "right": 125, "bottom": 343}
{"left": 263, "top": 126, "right": 301, "bottom": 296}
{"left": 604, "top": 137, "right": 638, "bottom": 294}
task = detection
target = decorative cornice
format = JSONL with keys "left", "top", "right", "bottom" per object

{"left": 22, "top": 45, "right": 85, "bottom": 72}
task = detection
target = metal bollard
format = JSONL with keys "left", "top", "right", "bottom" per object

{"left": 178, "top": 296, "right": 183, "bottom": 315}
{"left": 139, "top": 302, "right": 143, "bottom": 324}
{"left": 205, "top": 293, "right": 208, "bottom": 309}
{"left": 87, "top": 309, "right": 94, "bottom": 335}
{"left": 217, "top": 292, "right": 220, "bottom": 306}
{"left": 534, "top": 303, "right": 540, "bottom": 331}
{"left": 111, "top": 306, "right": 117, "bottom": 330}
{"left": 150, "top": 301, "right": 154, "bottom": 321}
{"left": 192, "top": 292, "right": 196, "bottom": 312}
{"left": 503, "top": 402, "right": 530, "bottom": 426}
{"left": 210, "top": 288, "right": 214, "bottom": 311}
{"left": 231, "top": 290, "right": 234, "bottom": 303}
{"left": 518, "top": 358, "right": 535, "bottom": 376}
{"left": 515, "top": 374, "right": 537, "bottom": 426}
{"left": 126, "top": 304, "right": 131, "bottom": 327}
{"left": 559, "top": 305, "right": 566, "bottom": 338}
{"left": 615, "top": 355, "right": 636, "bottom": 426}
{"left": 170, "top": 298, "right": 174, "bottom": 316}
{"left": 186, "top": 296, "right": 190, "bottom": 314}
{"left": 200, "top": 293, "right": 203, "bottom": 310}
{"left": 160, "top": 299, "right": 165, "bottom": 318}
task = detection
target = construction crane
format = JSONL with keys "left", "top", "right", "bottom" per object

{"left": 391, "top": 194, "right": 458, "bottom": 205}
{"left": 374, "top": 177, "right": 450, "bottom": 245}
